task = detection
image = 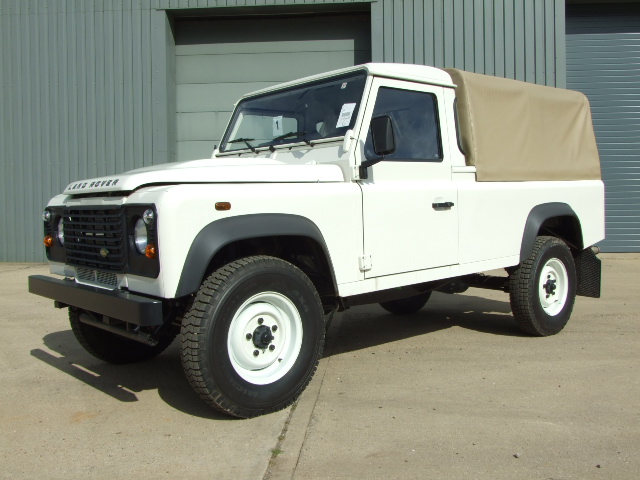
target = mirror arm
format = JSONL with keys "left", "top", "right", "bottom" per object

{"left": 359, "top": 156, "right": 384, "bottom": 180}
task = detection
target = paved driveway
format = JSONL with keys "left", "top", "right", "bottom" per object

{"left": 2, "top": 255, "right": 639, "bottom": 479}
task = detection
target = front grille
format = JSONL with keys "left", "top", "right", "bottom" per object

{"left": 63, "top": 207, "right": 126, "bottom": 272}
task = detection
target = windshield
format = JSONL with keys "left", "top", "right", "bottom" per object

{"left": 220, "top": 71, "right": 367, "bottom": 153}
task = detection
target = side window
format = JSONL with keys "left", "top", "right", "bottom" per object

{"left": 364, "top": 87, "right": 442, "bottom": 162}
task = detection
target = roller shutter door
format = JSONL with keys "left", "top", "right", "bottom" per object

{"left": 175, "top": 13, "right": 371, "bottom": 161}
{"left": 566, "top": 5, "right": 640, "bottom": 252}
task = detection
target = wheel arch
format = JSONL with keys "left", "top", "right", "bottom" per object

{"left": 175, "top": 214, "right": 338, "bottom": 302}
{"left": 520, "top": 203, "right": 584, "bottom": 262}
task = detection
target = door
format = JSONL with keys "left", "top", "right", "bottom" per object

{"left": 358, "top": 78, "right": 458, "bottom": 279}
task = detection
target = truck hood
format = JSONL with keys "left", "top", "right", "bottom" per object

{"left": 63, "top": 158, "right": 345, "bottom": 195}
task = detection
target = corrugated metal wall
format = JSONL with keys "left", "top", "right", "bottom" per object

{"left": 0, "top": 0, "right": 565, "bottom": 262}
{"left": 566, "top": 4, "right": 640, "bottom": 252}
{"left": 0, "top": 0, "right": 175, "bottom": 262}
{"left": 371, "top": 0, "right": 565, "bottom": 86}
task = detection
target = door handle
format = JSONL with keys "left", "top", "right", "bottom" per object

{"left": 432, "top": 201, "right": 454, "bottom": 209}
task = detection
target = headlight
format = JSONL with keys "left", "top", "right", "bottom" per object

{"left": 56, "top": 217, "right": 64, "bottom": 246}
{"left": 134, "top": 218, "right": 148, "bottom": 254}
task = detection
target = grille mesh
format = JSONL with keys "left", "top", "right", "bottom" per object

{"left": 63, "top": 207, "right": 125, "bottom": 272}
{"left": 76, "top": 266, "right": 118, "bottom": 288}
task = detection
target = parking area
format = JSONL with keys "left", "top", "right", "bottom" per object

{"left": 1, "top": 255, "right": 639, "bottom": 479}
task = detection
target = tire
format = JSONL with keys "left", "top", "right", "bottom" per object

{"left": 180, "top": 256, "right": 325, "bottom": 418}
{"left": 509, "top": 236, "right": 577, "bottom": 336}
{"left": 380, "top": 291, "right": 432, "bottom": 315}
{"left": 69, "top": 308, "right": 177, "bottom": 364}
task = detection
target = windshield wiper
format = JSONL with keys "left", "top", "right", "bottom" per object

{"left": 272, "top": 131, "right": 311, "bottom": 146}
{"left": 228, "top": 137, "right": 257, "bottom": 153}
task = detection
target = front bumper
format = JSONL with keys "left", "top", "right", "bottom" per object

{"left": 28, "top": 275, "right": 163, "bottom": 326}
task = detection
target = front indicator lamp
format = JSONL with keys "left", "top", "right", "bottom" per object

{"left": 145, "top": 243, "right": 157, "bottom": 259}
{"left": 143, "top": 209, "right": 155, "bottom": 225}
{"left": 44, "top": 235, "right": 54, "bottom": 247}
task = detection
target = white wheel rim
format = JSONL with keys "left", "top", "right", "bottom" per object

{"left": 538, "top": 258, "right": 569, "bottom": 316}
{"left": 227, "top": 292, "right": 303, "bottom": 385}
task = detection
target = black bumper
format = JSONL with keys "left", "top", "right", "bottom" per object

{"left": 28, "top": 275, "right": 163, "bottom": 326}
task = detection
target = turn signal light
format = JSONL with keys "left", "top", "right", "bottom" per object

{"left": 215, "top": 202, "right": 231, "bottom": 211}
{"left": 44, "top": 235, "right": 54, "bottom": 247}
{"left": 145, "top": 243, "right": 157, "bottom": 259}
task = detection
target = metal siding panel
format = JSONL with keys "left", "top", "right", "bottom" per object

{"left": 100, "top": 8, "right": 112, "bottom": 178}
{"left": 554, "top": 0, "right": 566, "bottom": 88}
{"left": 454, "top": 0, "right": 465, "bottom": 69}
{"left": 403, "top": 0, "right": 414, "bottom": 63}
{"left": 465, "top": 0, "right": 476, "bottom": 71}
{"left": 422, "top": 0, "right": 434, "bottom": 65}
{"left": 493, "top": 0, "right": 505, "bottom": 77}
{"left": 567, "top": 5, "right": 640, "bottom": 251}
{"left": 131, "top": 4, "right": 144, "bottom": 173}
{"left": 141, "top": 8, "right": 153, "bottom": 167}
{"left": 514, "top": 1, "right": 526, "bottom": 80}
{"left": 1, "top": 4, "right": 10, "bottom": 260}
{"left": 413, "top": 0, "right": 424, "bottom": 65}
{"left": 371, "top": 1, "right": 383, "bottom": 62}
{"left": 95, "top": 8, "right": 107, "bottom": 179}
{"left": 504, "top": 0, "right": 515, "bottom": 78}
{"left": 151, "top": 9, "right": 175, "bottom": 165}
{"left": 443, "top": 0, "right": 454, "bottom": 67}
{"left": 433, "top": 0, "right": 444, "bottom": 67}
{"left": 383, "top": 0, "right": 394, "bottom": 61}
{"left": 534, "top": 0, "right": 546, "bottom": 85}
{"left": 4, "top": 3, "right": 17, "bottom": 260}
{"left": 82, "top": 8, "right": 94, "bottom": 182}
{"left": 114, "top": 4, "right": 125, "bottom": 174}
{"left": 15, "top": 4, "right": 27, "bottom": 261}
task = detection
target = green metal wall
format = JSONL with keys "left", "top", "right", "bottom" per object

{"left": 566, "top": 4, "right": 640, "bottom": 252}
{"left": 0, "top": 0, "right": 566, "bottom": 262}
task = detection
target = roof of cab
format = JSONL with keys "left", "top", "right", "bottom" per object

{"left": 238, "top": 63, "right": 455, "bottom": 101}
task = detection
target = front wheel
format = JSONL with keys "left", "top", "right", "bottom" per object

{"left": 180, "top": 256, "right": 325, "bottom": 418}
{"left": 509, "top": 236, "right": 577, "bottom": 336}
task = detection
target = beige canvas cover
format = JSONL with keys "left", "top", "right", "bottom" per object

{"left": 444, "top": 68, "right": 601, "bottom": 181}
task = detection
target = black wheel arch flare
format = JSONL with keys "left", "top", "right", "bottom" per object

{"left": 520, "top": 202, "right": 584, "bottom": 262}
{"left": 175, "top": 214, "right": 337, "bottom": 298}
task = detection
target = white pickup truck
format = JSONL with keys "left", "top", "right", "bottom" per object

{"left": 29, "top": 63, "right": 604, "bottom": 418}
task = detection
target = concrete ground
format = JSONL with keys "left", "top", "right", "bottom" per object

{"left": 1, "top": 255, "right": 638, "bottom": 479}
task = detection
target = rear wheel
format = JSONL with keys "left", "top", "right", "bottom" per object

{"left": 509, "top": 236, "right": 577, "bottom": 336}
{"left": 69, "top": 308, "right": 177, "bottom": 364}
{"left": 380, "top": 291, "right": 432, "bottom": 315}
{"left": 180, "top": 256, "right": 325, "bottom": 418}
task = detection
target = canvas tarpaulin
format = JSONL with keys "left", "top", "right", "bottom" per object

{"left": 444, "top": 68, "right": 601, "bottom": 182}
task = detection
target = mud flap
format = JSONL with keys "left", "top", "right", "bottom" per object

{"left": 575, "top": 248, "right": 602, "bottom": 298}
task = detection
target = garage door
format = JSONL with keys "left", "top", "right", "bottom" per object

{"left": 566, "top": 5, "right": 640, "bottom": 252}
{"left": 175, "top": 13, "right": 371, "bottom": 161}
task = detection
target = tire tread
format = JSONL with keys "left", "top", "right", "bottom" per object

{"left": 180, "top": 255, "right": 324, "bottom": 418}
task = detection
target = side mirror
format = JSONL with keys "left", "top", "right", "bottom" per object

{"left": 359, "top": 115, "right": 395, "bottom": 179}
{"left": 371, "top": 115, "right": 395, "bottom": 156}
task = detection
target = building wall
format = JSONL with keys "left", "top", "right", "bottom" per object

{"left": 566, "top": 3, "right": 640, "bottom": 252}
{"left": 0, "top": 0, "right": 566, "bottom": 261}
